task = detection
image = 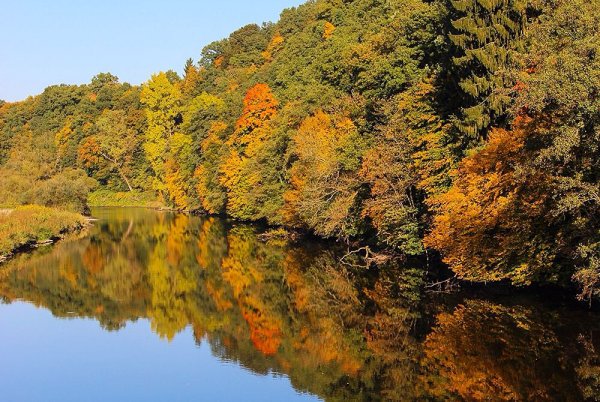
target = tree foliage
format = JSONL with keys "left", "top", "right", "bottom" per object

{"left": 285, "top": 110, "right": 365, "bottom": 238}
{"left": 447, "top": 0, "right": 527, "bottom": 139}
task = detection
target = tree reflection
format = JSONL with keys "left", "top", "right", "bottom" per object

{"left": 420, "top": 300, "right": 599, "bottom": 401}
{"left": 0, "top": 208, "right": 598, "bottom": 401}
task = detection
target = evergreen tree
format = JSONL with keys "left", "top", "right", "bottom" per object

{"left": 448, "top": 0, "right": 527, "bottom": 139}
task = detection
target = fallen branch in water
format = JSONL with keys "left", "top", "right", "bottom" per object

{"left": 340, "top": 246, "right": 393, "bottom": 269}
{"left": 425, "top": 275, "right": 459, "bottom": 293}
{"left": 257, "top": 228, "right": 304, "bottom": 242}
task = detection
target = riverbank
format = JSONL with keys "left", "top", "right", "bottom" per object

{"left": 87, "top": 190, "right": 165, "bottom": 209}
{"left": 0, "top": 205, "right": 88, "bottom": 263}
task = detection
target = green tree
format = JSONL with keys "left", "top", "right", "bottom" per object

{"left": 78, "top": 109, "right": 140, "bottom": 192}
{"left": 447, "top": 0, "right": 527, "bottom": 139}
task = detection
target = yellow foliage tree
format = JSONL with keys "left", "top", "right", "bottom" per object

{"left": 323, "top": 22, "right": 336, "bottom": 39}
{"left": 141, "top": 72, "right": 196, "bottom": 209}
{"left": 262, "top": 33, "right": 285, "bottom": 61}
{"left": 285, "top": 110, "right": 365, "bottom": 238}
{"left": 219, "top": 83, "right": 280, "bottom": 221}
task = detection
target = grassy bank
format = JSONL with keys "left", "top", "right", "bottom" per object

{"left": 88, "top": 190, "right": 165, "bottom": 209}
{"left": 0, "top": 205, "right": 87, "bottom": 259}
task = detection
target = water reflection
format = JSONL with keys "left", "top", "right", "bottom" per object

{"left": 0, "top": 208, "right": 598, "bottom": 401}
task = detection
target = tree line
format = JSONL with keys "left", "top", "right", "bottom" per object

{"left": 0, "top": 0, "right": 598, "bottom": 301}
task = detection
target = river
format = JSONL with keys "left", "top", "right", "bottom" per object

{"left": 0, "top": 207, "right": 598, "bottom": 401}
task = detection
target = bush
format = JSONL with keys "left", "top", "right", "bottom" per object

{"left": 21, "top": 169, "right": 97, "bottom": 214}
{"left": 0, "top": 169, "right": 97, "bottom": 214}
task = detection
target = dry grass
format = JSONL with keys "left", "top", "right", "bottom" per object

{"left": 0, "top": 205, "right": 86, "bottom": 257}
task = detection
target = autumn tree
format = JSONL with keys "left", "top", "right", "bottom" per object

{"left": 425, "top": 120, "right": 555, "bottom": 284}
{"left": 285, "top": 110, "right": 366, "bottom": 238}
{"left": 141, "top": 72, "right": 182, "bottom": 189}
{"left": 141, "top": 72, "right": 196, "bottom": 209}
{"left": 219, "top": 83, "right": 284, "bottom": 222}
{"left": 78, "top": 109, "right": 139, "bottom": 192}
{"left": 362, "top": 81, "right": 453, "bottom": 254}
{"left": 181, "top": 58, "right": 202, "bottom": 97}
{"left": 194, "top": 121, "right": 229, "bottom": 214}
{"left": 262, "top": 33, "right": 285, "bottom": 62}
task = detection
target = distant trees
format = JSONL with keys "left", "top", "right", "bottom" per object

{"left": 0, "top": 72, "right": 153, "bottom": 213}
{"left": 0, "top": 129, "right": 96, "bottom": 213}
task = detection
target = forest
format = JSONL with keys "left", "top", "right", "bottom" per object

{"left": 0, "top": 0, "right": 598, "bottom": 302}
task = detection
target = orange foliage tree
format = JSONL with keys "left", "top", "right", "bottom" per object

{"left": 219, "top": 83, "right": 281, "bottom": 221}
{"left": 234, "top": 83, "right": 278, "bottom": 136}
{"left": 425, "top": 117, "right": 556, "bottom": 284}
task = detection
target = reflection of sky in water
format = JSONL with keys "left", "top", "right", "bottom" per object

{"left": 0, "top": 302, "right": 321, "bottom": 402}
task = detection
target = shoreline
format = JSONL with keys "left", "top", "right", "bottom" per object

{"left": 0, "top": 206, "right": 91, "bottom": 265}
{"left": 0, "top": 226, "right": 92, "bottom": 266}
{"left": 2, "top": 205, "right": 594, "bottom": 309}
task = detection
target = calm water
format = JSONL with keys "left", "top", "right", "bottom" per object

{"left": 0, "top": 207, "right": 598, "bottom": 401}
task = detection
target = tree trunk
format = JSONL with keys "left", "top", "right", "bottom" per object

{"left": 118, "top": 169, "right": 134, "bottom": 192}
{"left": 100, "top": 152, "right": 134, "bottom": 192}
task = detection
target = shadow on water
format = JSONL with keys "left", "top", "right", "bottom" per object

{"left": 0, "top": 207, "right": 599, "bottom": 401}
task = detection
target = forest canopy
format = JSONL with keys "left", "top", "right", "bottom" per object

{"left": 0, "top": 0, "right": 598, "bottom": 301}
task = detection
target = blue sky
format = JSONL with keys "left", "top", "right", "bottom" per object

{"left": 0, "top": 0, "right": 306, "bottom": 102}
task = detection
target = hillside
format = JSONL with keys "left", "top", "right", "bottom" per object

{"left": 0, "top": 0, "right": 598, "bottom": 301}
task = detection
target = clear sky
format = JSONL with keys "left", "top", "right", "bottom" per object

{"left": 0, "top": 0, "right": 306, "bottom": 102}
